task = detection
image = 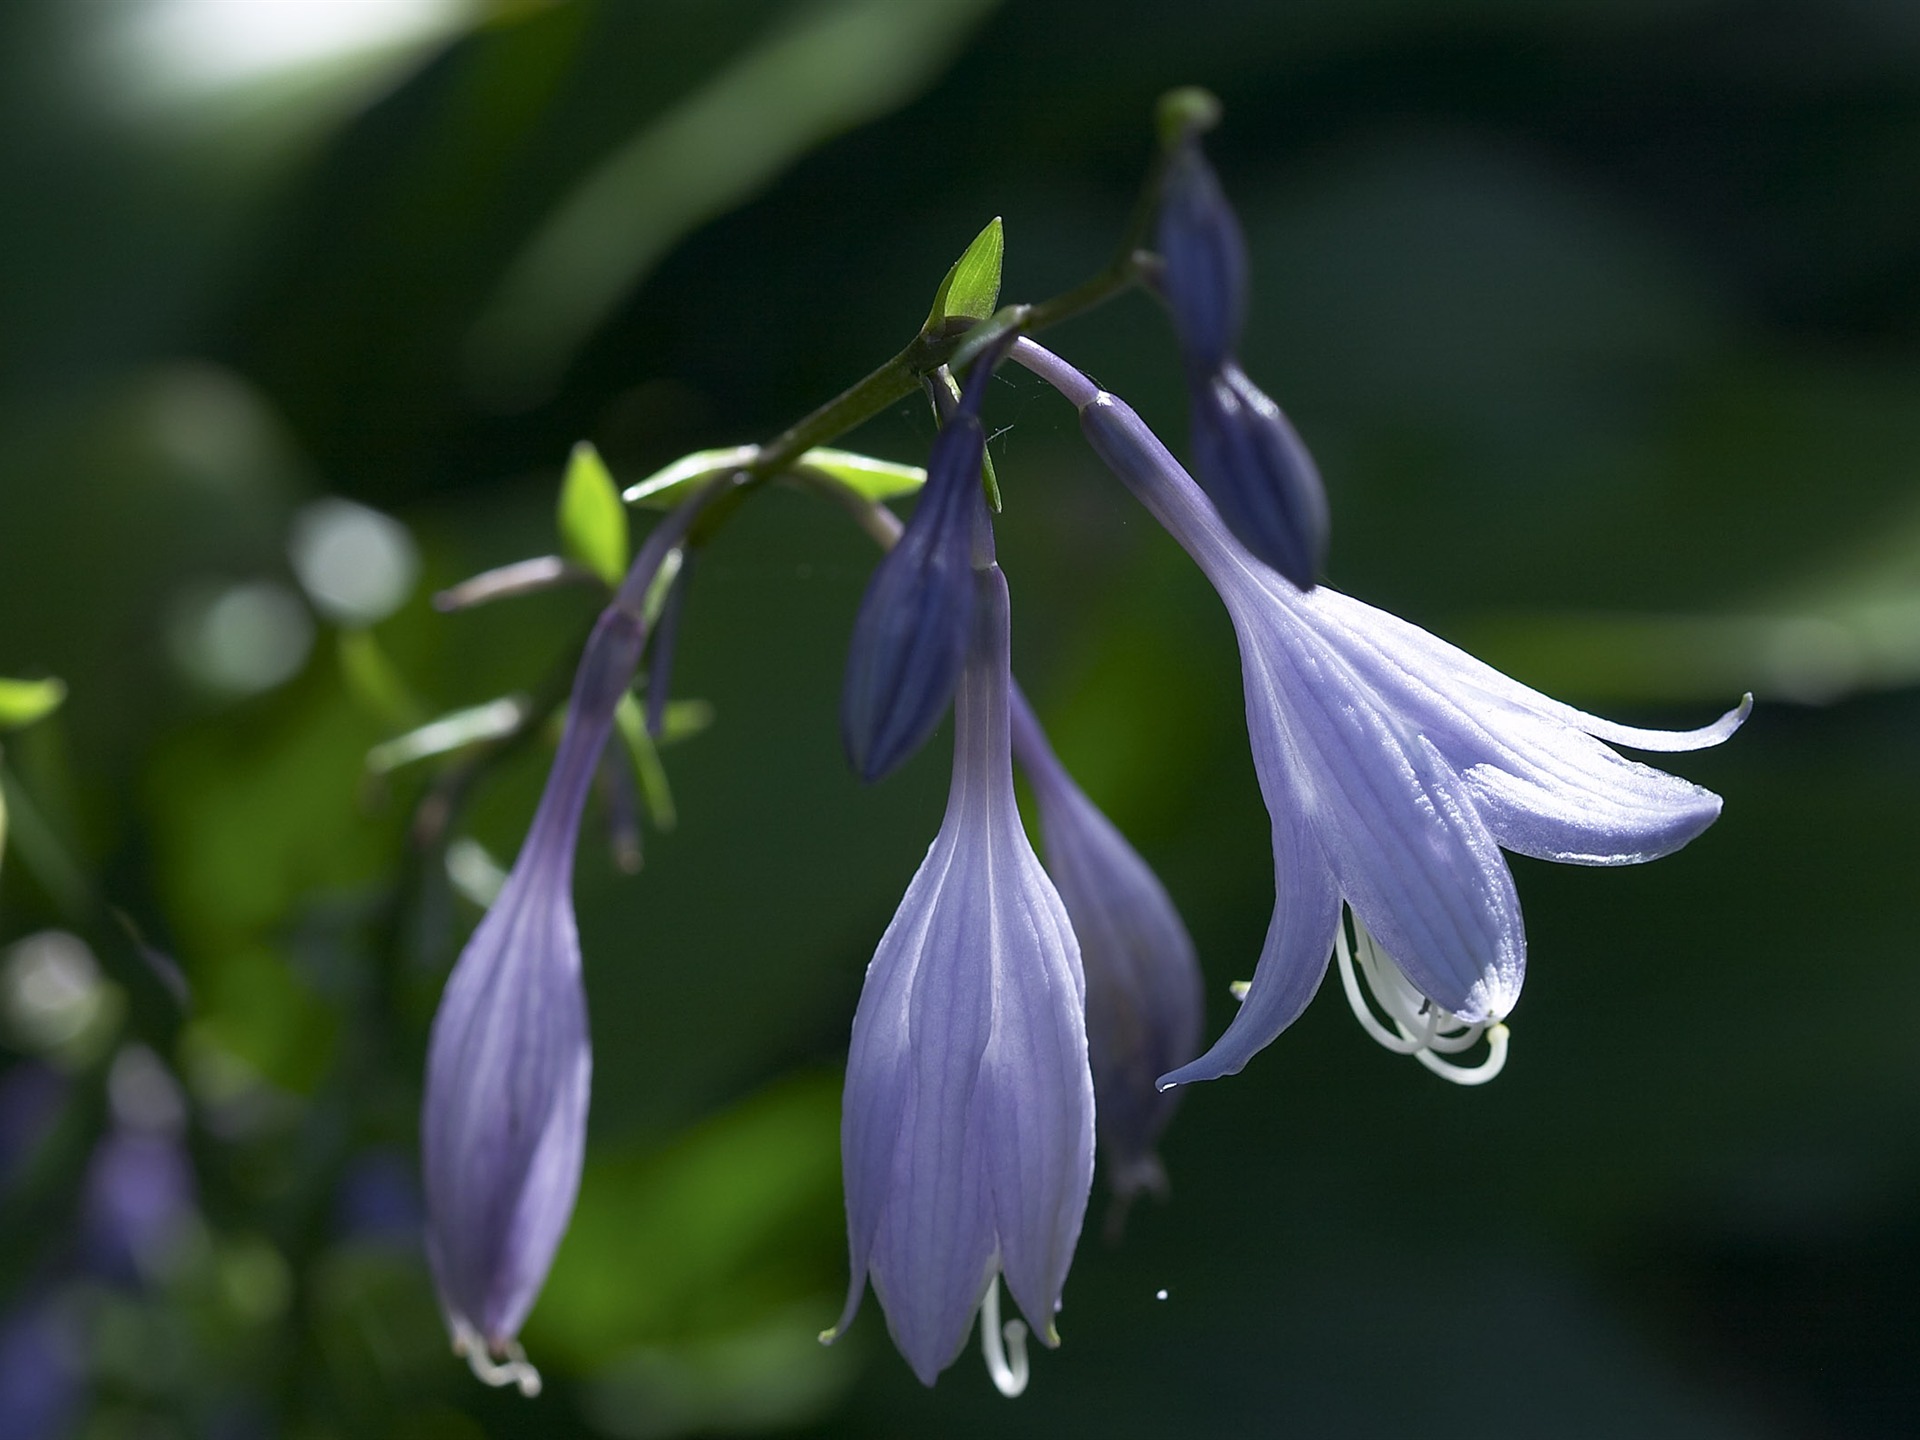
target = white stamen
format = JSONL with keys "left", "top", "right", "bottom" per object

{"left": 979, "top": 1275, "right": 1030, "bottom": 1398}
{"left": 452, "top": 1323, "right": 543, "bottom": 1398}
{"left": 1334, "top": 908, "right": 1510, "bottom": 1085}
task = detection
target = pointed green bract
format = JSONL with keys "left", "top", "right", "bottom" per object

{"left": 623, "top": 446, "right": 758, "bottom": 509}
{"left": 0, "top": 677, "right": 67, "bottom": 731}
{"left": 925, "top": 217, "right": 1004, "bottom": 331}
{"left": 559, "top": 442, "right": 632, "bottom": 586}
{"left": 793, "top": 448, "right": 927, "bottom": 502}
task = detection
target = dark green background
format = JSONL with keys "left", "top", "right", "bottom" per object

{"left": 3, "top": 1, "right": 1917, "bottom": 1435}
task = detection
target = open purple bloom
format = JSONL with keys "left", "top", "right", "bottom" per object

{"left": 1008, "top": 689, "right": 1201, "bottom": 1202}
{"left": 1014, "top": 338, "right": 1745, "bottom": 1085}
{"left": 422, "top": 488, "right": 719, "bottom": 1395}
{"left": 841, "top": 357, "right": 998, "bottom": 782}
{"left": 829, "top": 558, "right": 1094, "bottom": 1391}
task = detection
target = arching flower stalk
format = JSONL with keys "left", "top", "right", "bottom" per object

{"left": 1013, "top": 336, "right": 1746, "bottom": 1085}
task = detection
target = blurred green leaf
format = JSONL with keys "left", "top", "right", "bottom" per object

{"left": 465, "top": 0, "right": 1004, "bottom": 407}
{"left": 529, "top": 1074, "right": 844, "bottom": 1370}
{"left": 365, "top": 696, "right": 529, "bottom": 777}
{"left": 559, "top": 441, "right": 632, "bottom": 586}
{"left": 0, "top": 676, "right": 67, "bottom": 730}
{"left": 147, "top": 671, "right": 391, "bottom": 1090}
{"left": 790, "top": 447, "right": 926, "bottom": 503}
{"left": 658, "top": 698, "right": 716, "bottom": 745}
{"left": 336, "top": 631, "right": 424, "bottom": 730}
{"left": 616, "top": 694, "right": 676, "bottom": 831}
{"left": 923, "top": 216, "right": 1003, "bottom": 330}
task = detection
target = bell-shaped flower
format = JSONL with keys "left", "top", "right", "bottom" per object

{"left": 829, "top": 559, "right": 1094, "bottom": 1391}
{"left": 420, "top": 487, "right": 716, "bottom": 1396}
{"left": 1012, "top": 338, "right": 1745, "bottom": 1085}
{"left": 1188, "top": 361, "right": 1329, "bottom": 594}
{"left": 421, "top": 606, "right": 643, "bottom": 1395}
{"left": 1008, "top": 688, "right": 1201, "bottom": 1201}
{"left": 841, "top": 357, "right": 998, "bottom": 782}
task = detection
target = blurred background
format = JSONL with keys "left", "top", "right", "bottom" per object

{"left": 2, "top": 0, "right": 1917, "bottom": 1435}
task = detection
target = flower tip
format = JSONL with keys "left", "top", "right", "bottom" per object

{"left": 1156, "top": 87, "right": 1222, "bottom": 146}
{"left": 817, "top": 1326, "right": 840, "bottom": 1347}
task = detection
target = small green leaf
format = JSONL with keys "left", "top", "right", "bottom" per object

{"left": 790, "top": 447, "right": 926, "bottom": 502}
{"left": 659, "top": 698, "right": 715, "bottom": 745}
{"left": 0, "top": 677, "right": 67, "bottom": 731}
{"left": 924, "top": 217, "right": 1003, "bottom": 331}
{"left": 336, "top": 631, "right": 423, "bottom": 730}
{"left": 364, "top": 697, "right": 529, "bottom": 776}
{"left": 558, "top": 442, "right": 632, "bottom": 585}
{"left": 623, "top": 446, "right": 758, "bottom": 510}
{"left": 616, "top": 694, "right": 676, "bottom": 831}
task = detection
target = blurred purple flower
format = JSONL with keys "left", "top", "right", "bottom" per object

{"left": 0, "top": 1062, "right": 68, "bottom": 1193}
{"left": 1008, "top": 690, "right": 1201, "bottom": 1203}
{"left": 1015, "top": 338, "right": 1745, "bottom": 1084}
{"left": 0, "top": 1297, "right": 81, "bottom": 1440}
{"left": 422, "top": 488, "right": 723, "bottom": 1396}
{"left": 80, "top": 1128, "right": 195, "bottom": 1285}
{"left": 829, "top": 559, "right": 1094, "bottom": 1391}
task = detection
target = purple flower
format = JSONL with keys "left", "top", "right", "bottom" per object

{"left": 422, "top": 489, "right": 721, "bottom": 1395}
{"left": 1008, "top": 690, "right": 1201, "bottom": 1202}
{"left": 1155, "top": 135, "right": 1247, "bottom": 374}
{"left": 0, "top": 1297, "right": 81, "bottom": 1440}
{"left": 841, "top": 357, "right": 998, "bottom": 782}
{"left": 1187, "top": 361, "right": 1329, "bottom": 596}
{"left": 828, "top": 558, "right": 1094, "bottom": 1391}
{"left": 1013, "top": 338, "right": 1745, "bottom": 1084}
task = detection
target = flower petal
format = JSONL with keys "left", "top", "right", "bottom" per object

{"left": 1304, "top": 588, "right": 1730, "bottom": 865}
{"left": 1238, "top": 586, "right": 1525, "bottom": 1023}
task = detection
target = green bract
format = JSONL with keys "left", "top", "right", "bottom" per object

{"left": 559, "top": 442, "right": 633, "bottom": 586}
{"left": 924, "top": 216, "right": 1003, "bottom": 331}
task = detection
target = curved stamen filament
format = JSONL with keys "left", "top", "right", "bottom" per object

{"left": 980, "top": 1274, "right": 1031, "bottom": 1398}
{"left": 453, "top": 1325, "right": 543, "bottom": 1398}
{"left": 1335, "top": 908, "right": 1510, "bottom": 1084}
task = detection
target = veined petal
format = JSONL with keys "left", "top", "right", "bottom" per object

{"left": 1307, "top": 586, "right": 1749, "bottom": 753}
{"left": 1012, "top": 690, "right": 1201, "bottom": 1197}
{"left": 1159, "top": 736, "right": 1340, "bottom": 1087}
{"left": 836, "top": 563, "right": 1093, "bottom": 1387}
{"left": 1300, "top": 586, "right": 1735, "bottom": 864}
{"left": 422, "top": 846, "right": 590, "bottom": 1346}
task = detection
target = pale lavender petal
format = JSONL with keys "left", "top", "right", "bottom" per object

{"left": 422, "top": 609, "right": 640, "bottom": 1350}
{"left": 1012, "top": 691, "right": 1201, "bottom": 1196}
{"left": 836, "top": 563, "right": 1092, "bottom": 1386}
{"left": 1158, "top": 724, "right": 1340, "bottom": 1087}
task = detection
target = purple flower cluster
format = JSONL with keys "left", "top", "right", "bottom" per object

{"left": 417, "top": 101, "right": 1743, "bottom": 1402}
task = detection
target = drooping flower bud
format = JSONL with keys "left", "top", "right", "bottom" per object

{"left": 1155, "top": 137, "right": 1247, "bottom": 374}
{"left": 829, "top": 559, "right": 1094, "bottom": 1392}
{"left": 1188, "top": 360, "right": 1329, "bottom": 590}
{"left": 1008, "top": 690, "right": 1201, "bottom": 1203}
{"left": 840, "top": 355, "right": 998, "bottom": 782}
{"left": 422, "top": 485, "right": 723, "bottom": 1397}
